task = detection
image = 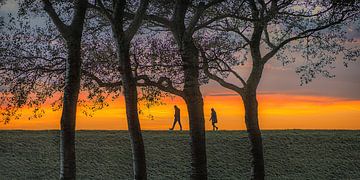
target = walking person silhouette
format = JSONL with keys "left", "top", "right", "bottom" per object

{"left": 209, "top": 108, "right": 219, "bottom": 131}
{"left": 169, "top": 105, "right": 182, "bottom": 131}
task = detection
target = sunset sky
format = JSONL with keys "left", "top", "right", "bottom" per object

{"left": 1, "top": 92, "right": 360, "bottom": 130}
{"left": 2, "top": 60, "right": 359, "bottom": 130}
{"left": 1, "top": 1, "right": 359, "bottom": 130}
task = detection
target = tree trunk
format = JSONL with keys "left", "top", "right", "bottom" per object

{"left": 117, "top": 42, "right": 147, "bottom": 180}
{"left": 242, "top": 89, "right": 265, "bottom": 180}
{"left": 184, "top": 92, "right": 207, "bottom": 180}
{"left": 60, "top": 41, "right": 82, "bottom": 180}
{"left": 123, "top": 79, "right": 146, "bottom": 180}
{"left": 181, "top": 41, "right": 208, "bottom": 180}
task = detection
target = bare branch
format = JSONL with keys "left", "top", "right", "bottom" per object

{"left": 125, "top": 0, "right": 149, "bottom": 40}
{"left": 199, "top": 47, "right": 245, "bottom": 93}
{"left": 137, "top": 75, "right": 184, "bottom": 98}
{"left": 82, "top": 70, "right": 122, "bottom": 88}
{"left": 187, "top": 2, "right": 205, "bottom": 34}
{"left": 279, "top": 5, "right": 334, "bottom": 18}
{"left": 144, "top": 14, "right": 172, "bottom": 27}
{"left": 195, "top": 14, "right": 254, "bottom": 32}
{"left": 203, "top": 61, "right": 244, "bottom": 94}
{"left": 263, "top": 25, "right": 275, "bottom": 49}
{"left": 42, "top": 0, "right": 69, "bottom": 37}
{"left": 88, "top": 0, "right": 113, "bottom": 21}
{"left": 262, "top": 14, "right": 355, "bottom": 63}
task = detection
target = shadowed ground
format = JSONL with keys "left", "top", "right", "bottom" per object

{"left": 0, "top": 130, "right": 359, "bottom": 179}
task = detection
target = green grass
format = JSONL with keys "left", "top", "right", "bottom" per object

{"left": 0, "top": 130, "right": 359, "bottom": 179}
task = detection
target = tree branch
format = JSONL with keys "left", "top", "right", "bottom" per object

{"left": 263, "top": 25, "right": 275, "bottom": 49}
{"left": 137, "top": 75, "right": 184, "bottom": 98}
{"left": 186, "top": 1, "right": 205, "bottom": 34}
{"left": 82, "top": 70, "right": 185, "bottom": 98}
{"left": 262, "top": 15, "right": 354, "bottom": 63}
{"left": 203, "top": 61, "right": 244, "bottom": 94}
{"left": 70, "top": 0, "right": 88, "bottom": 35}
{"left": 195, "top": 14, "right": 254, "bottom": 32}
{"left": 199, "top": 47, "right": 245, "bottom": 94}
{"left": 144, "top": 14, "right": 172, "bottom": 27}
{"left": 88, "top": 0, "right": 113, "bottom": 21}
{"left": 42, "top": 0, "right": 69, "bottom": 37}
{"left": 82, "top": 70, "right": 122, "bottom": 88}
{"left": 125, "top": 0, "right": 149, "bottom": 40}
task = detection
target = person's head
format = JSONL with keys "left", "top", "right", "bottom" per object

{"left": 174, "top": 105, "right": 177, "bottom": 109}
{"left": 211, "top": 108, "right": 214, "bottom": 112}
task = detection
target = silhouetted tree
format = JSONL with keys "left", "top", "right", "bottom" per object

{"left": 71, "top": 1, "right": 226, "bottom": 178}
{"left": 0, "top": 1, "right": 120, "bottom": 123}
{"left": 1, "top": 0, "right": 89, "bottom": 179}
{"left": 1, "top": 1, "right": 155, "bottom": 179}
{"left": 135, "top": 1, "right": 235, "bottom": 178}
{"left": 87, "top": 0, "right": 149, "bottom": 179}
{"left": 199, "top": 0, "right": 359, "bottom": 179}
{"left": 42, "top": 0, "right": 88, "bottom": 179}
{"left": 116, "top": 1, "right": 250, "bottom": 178}
{"left": 145, "top": 2, "right": 208, "bottom": 178}
{"left": 3, "top": 1, "right": 358, "bottom": 179}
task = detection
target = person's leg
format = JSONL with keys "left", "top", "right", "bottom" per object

{"left": 178, "top": 119, "right": 182, "bottom": 131}
{"left": 212, "top": 122, "right": 215, "bottom": 131}
{"left": 170, "top": 119, "right": 176, "bottom": 130}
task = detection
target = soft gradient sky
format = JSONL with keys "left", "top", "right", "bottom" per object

{"left": 1, "top": 1, "right": 359, "bottom": 130}
{"left": 1, "top": 93, "right": 360, "bottom": 130}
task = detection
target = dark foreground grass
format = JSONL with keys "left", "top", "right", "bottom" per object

{"left": 0, "top": 130, "right": 359, "bottom": 179}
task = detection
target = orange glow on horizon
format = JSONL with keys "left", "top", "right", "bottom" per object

{"left": 1, "top": 94, "right": 359, "bottom": 130}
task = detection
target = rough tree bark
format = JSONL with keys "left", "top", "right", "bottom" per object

{"left": 181, "top": 41, "right": 207, "bottom": 180}
{"left": 42, "top": 0, "right": 88, "bottom": 179}
{"left": 116, "top": 39, "right": 147, "bottom": 179}
{"left": 241, "top": 87, "right": 264, "bottom": 180}
{"left": 201, "top": 0, "right": 359, "bottom": 179}
{"left": 203, "top": 36, "right": 266, "bottom": 180}
{"left": 108, "top": 0, "right": 149, "bottom": 179}
{"left": 59, "top": 40, "right": 82, "bottom": 180}
{"left": 166, "top": 1, "right": 208, "bottom": 178}
{"left": 145, "top": 0, "right": 209, "bottom": 177}
{"left": 244, "top": 22, "right": 266, "bottom": 179}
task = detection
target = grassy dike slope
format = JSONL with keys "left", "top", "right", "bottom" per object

{"left": 0, "top": 130, "right": 359, "bottom": 179}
